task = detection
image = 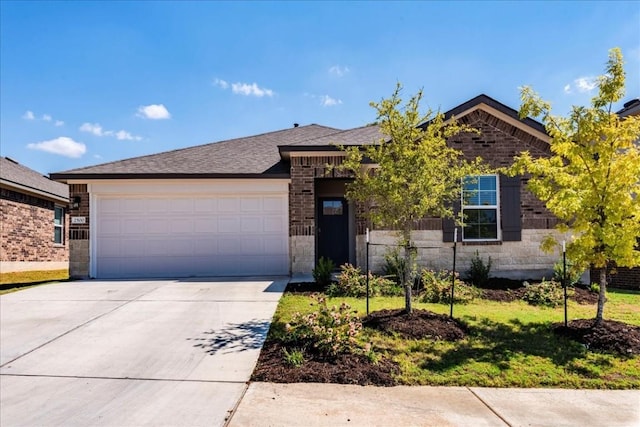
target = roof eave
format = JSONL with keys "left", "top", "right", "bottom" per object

{"left": 0, "top": 179, "right": 69, "bottom": 203}
{"left": 50, "top": 173, "right": 291, "bottom": 182}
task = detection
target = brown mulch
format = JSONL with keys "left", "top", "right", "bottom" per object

{"left": 251, "top": 340, "right": 399, "bottom": 386}
{"left": 363, "top": 308, "right": 467, "bottom": 341}
{"left": 553, "top": 319, "right": 640, "bottom": 356}
{"left": 481, "top": 286, "right": 599, "bottom": 305}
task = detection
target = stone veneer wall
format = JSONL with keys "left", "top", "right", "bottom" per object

{"left": 0, "top": 187, "right": 69, "bottom": 272}
{"left": 68, "top": 184, "right": 90, "bottom": 278}
{"left": 356, "top": 230, "right": 564, "bottom": 281}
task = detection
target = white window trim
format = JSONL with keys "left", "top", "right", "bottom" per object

{"left": 461, "top": 174, "right": 501, "bottom": 242}
{"left": 54, "top": 205, "right": 65, "bottom": 245}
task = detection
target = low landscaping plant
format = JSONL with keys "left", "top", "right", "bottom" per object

{"left": 284, "top": 295, "right": 362, "bottom": 357}
{"left": 327, "top": 263, "right": 399, "bottom": 297}
{"left": 465, "top": 250, "right": 492, "bottom": 287}
{"left": 282, "top": 347, "right": 305, "bottom": 367}
{"left": 382, "top": 248, "right": 407, "bottom": 285}
{"left": 522, "top": 280, "right": 570, "bottom": 307}
{"left": 553, "top": 259, "right": 583, "bottom": 286}
{"left": 313, "top": 257, "right": 335, "bottom": 288}
{"left": 420, "top": 268, "right": 480, "bottom": 304}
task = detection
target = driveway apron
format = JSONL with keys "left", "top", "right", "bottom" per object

{"left": 0, "top": 278, "right": 286, "bottom": 427}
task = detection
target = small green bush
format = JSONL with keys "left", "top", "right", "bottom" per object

{"left": 420, "top": 268, "right": 480, "bottom": 304}
{"left": 553, "top": 259, "right": 582, "bottom": 286}
{"left": 590, "top": 283, "right": 600, "bottom": 293}
{"left": 313, "top": 257, "right": 335, "bottom": 288}
{"left": 284, "top": 295, "right": 362, "bottom": 357}
{"left": 282, "top": 347, "right": 305, "bottom": 367}
{"left": 327, "top": 263, "right": 398, "bottom": 297}
{"left": 522, "top": 280, "right": 570, "bottom": 307}
{"left": 465, "top": 250, "right": 492, "bottom": 287}
{"left": 382, "top": 248, "right": 406, "bottom": 284}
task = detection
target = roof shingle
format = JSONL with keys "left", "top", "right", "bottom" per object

{"left": 1, "top": 157, "right": 69, "bottom": 201}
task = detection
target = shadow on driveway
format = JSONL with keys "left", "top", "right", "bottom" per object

{"left": 188, "top": 319, "right": 271, "bottom": 355}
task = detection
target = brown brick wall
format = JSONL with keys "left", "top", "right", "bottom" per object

{"left": 0, "top": 188, "right": 69, "bottom": 263}
{"left": 69, "top": 184, "right": 90, "bottom": 240}
{"left": 453, "top": 110, "right": 557, "bottom": 230}
{"left": 289, "top": 155, "right": 355, "bottom": 236}
{"left": 590, "top": 266, "right": 640, "bottom": 290}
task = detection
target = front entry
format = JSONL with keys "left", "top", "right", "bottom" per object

{"left": 317, "top": 197, "right": 349, "bottom": 267}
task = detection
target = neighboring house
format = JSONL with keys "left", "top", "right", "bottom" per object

{"left": 1, "top": 157, "right": 69, "bottom": 274}
{"left": 52, "top": 95, "right": 563, "bottom": 280}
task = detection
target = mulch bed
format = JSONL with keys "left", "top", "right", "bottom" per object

{"left": 480, "top": 286, "right": 599, "bottom": 304}
{"left": 363, "top": 308, "right": 467, "bottom": 341}
{"left": 553, "top": 319, "right": 640, "bottom": 356}
{"left": 251, "top": 341, "right": 399, "bottom": 386}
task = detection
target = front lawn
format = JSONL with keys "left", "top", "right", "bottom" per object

{"left": 0, "top": 269, "right": 68, "bottom": 295}
{"left": 254, "top": 288, "right": 640, "bottom": 389}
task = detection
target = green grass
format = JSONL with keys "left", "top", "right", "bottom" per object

{"left": 271, "top": 289, "right": 640, "bottom": 389}
{"left": 0, "top": 269, "right": 68, "bottom": 295}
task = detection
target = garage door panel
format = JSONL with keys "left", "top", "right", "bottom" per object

{"left": 95, "top": 193, "right": 288, "bottom": 278}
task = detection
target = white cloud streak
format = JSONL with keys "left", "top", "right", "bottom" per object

{"left": 213, "top": 78, "right": 229, "bottom": 89}
{"left": 22, "top": 111, "right": 35, "bottom": 120}
{"left": 55, "top": 120, "right": 64, "bottom": 127}
{"left": 329, "top": 65, "right": 350, "bottom": 77}
{"left": 564, "top": 76, "right": 597, "bottom": 94}
{"left": 42, "top": 114, "right": 52, "bottom": 121}
{"left": 27, "top": 137, "right": 86, "bottom": 158}
{"left": 320, "top": 95, "right": 343, "bottom": 107}
{"left": 137, "top": 104, "right": 171, "bottom": 119}
{"left": 231, "top": 82, "right": 274, "bottom": 97}
{"left": 79, "top": 122, "right": 142, "bottom": 141}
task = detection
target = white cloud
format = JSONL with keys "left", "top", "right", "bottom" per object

{"left": 27, "top": 137, "right": 86, "bottom": 158}
{"left": 22, "top": 110, "right": 35, "bottom": 120}
{"left": 564, "top": 76, "right": 597, "bottom": 94}
{"left": 80, "top": 122, "right": 141, "bottom": 141}
{"left": 320, "top": 95, "right": 343, "bottom": 107}
{"left": 115, "top": 130, "right": 142, "bottom": 141}
{"left": 93, "top": 154, "right": 102, "bottom": 159}
{"left": 54, "top": 120, "right": 64, "bottom": 127}
{"left": 213, "top": 78, "right": 229, "bottom": 89}
{"left": 79, "top": 122, "right": 105, "bottom": 136}
{"left": 231, "top": 82, "right": 274, "bottom": 97}
{"left": 329, "top": 65, "right": 350, "bottom": 77}
{"left": 137, "top": 104, "right": 171, "bottom": 120}
{"left": 42, "top": 114, "right": 52, "bottom": 121}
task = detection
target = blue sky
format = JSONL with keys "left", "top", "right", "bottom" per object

{"left": 1, "top": 1, "right": 639, "bottom": 175}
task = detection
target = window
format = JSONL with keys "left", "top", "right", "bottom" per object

{"left": 322, "top": 200, "right": 343, "bottom": 215}
{"left": 54, "top": 206, "right": 64, "bottom": 244}
{"left": 462, "top": 175, "right": 499, "bottom": 240}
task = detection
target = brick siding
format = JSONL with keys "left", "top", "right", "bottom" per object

{"left": 69, "top": 184, "right": 90, "bottom": 240}
{"left": 0, "top": 188, "right": 69, "bottom": 263}
{"left": 590, "top": 266, "right": 640, "bottom": 291}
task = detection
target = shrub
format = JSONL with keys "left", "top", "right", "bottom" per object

{"left": 420, "top": 268, "right": 480, "bottom": 304}
{"left": 553, "top": 259, "right": 583, "bottom": 286}
{"left": 284, "top": 295, "right": 362, "bottom": 357}
{"left": 522, "top": 280, "right": 569, "bottom": 307}
{"left": 465, "top": 250, "right": 492, "bottom": 287}
{"left": 327, "top": 263, "right": 398, "bottom": 297}
{"left": 590, "top": 283, "right": 600, "bottom": 293}
{"left": 282, "top": 347, "right": 305, "bottom": 367}
{"left": 313, "top": 257, "right": 335, "bottom": 288}
{"left": 382, "top": 248, "right": 406, "bottom": 284}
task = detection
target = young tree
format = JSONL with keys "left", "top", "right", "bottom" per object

{"left": 338, "top": 84, "right": 484, "bottom": 314}
{"left": 511, "top": 48, "right": 640, "bottom": 325}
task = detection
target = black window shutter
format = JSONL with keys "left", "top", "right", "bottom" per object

{"left": 442, "top": 199, "right": 461, "bottom": 242}
{"left": 501, "top": 175, "right": 521, "bottom": 241}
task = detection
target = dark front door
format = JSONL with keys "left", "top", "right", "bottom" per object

{"left": 317, "top": 197, "right": 349, "bottom": 267}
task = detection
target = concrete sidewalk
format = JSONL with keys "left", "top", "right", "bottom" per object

{"left": 229, "top": 383, "right": 640, "bottom": 427}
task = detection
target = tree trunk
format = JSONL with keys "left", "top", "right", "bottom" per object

{"left": 595, "top": 267, "right": 607, "bottom": 326}
{"left": 403, "top": 242, "right": 412, "bottom": 314}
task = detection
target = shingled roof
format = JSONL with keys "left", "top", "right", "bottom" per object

{"left": 51, "top": 124, "right": 341, "bottom": 180}
{"left": 1, "top": 157, "right": 69, "bottom": 202}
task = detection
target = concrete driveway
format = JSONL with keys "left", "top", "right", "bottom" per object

{"left": 0, "top": 277, "right": 287, "bottom": 427}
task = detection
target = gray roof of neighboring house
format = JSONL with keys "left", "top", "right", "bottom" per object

{"left": 617, "top": 99, "right": 640, "bottom": 117}
{"left": 0, "top": 156, "right": 69, "bottom": 201}
{"left": 51, "top": 124, "right": 341, "bottom": 180}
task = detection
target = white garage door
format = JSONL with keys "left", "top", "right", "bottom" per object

{"left": 94, "top": 194, "right": 288, "bottom": 278}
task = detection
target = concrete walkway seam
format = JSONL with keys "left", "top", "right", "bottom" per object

{"left": 467, "top": 386, "right": 513, "bottom": 427}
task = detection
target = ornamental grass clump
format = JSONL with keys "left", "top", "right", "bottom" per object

{"left": 284, "top": 295, "right": 362, "bottom": 357}
{"left": 522, "top": 280, "right": 570, "bottom": 307}
{"left": 420, "top": 268, "right": 480, "bottom": 304}
{"left": 327, "top": 263, "right": 399, "bottom": 297}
